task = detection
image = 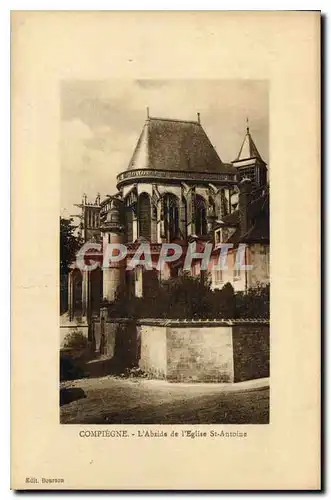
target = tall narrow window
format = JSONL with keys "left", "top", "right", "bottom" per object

{"left": 138, "top": 193, "right": 151, "bottom": 240}
{"left": 214, "top": 269, "right": 223, "bottom": 284}
{"left": 163, "top": 193, "right": 179, "bottom": 242}
{"left": 181, "top": 195, "right": 187, "bottom": 239}
{"left": 125, "top": 207, "right": 133, "bottom": 243}
{"left": 195, "top": 195, "right": 207, "bottom": 236}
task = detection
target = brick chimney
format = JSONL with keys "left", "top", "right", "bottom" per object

{"left": 239, "top": 178, "right": 253, "bottom": 237}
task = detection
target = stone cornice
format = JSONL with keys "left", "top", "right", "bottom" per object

{"left": 126, "top": 242, "right": 163, "bottom": 254}
{"left": 117, "top": 168, "right": 237, "bottom": 189}
{"left": 100, "top": 222, "right": 125, "bottom": 233}
{"left": 96, "top": 317, "right": 270, "bottom": 326}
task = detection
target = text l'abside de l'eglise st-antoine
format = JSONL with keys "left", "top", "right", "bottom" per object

{"left": 78, "top": 429, "right": 248, "bottom": 439}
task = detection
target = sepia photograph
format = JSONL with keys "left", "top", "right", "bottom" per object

{"left": 11, "top": 11, "right": 320, "bottom": 490}
{"left": 59, "top": 79, "right": 270, "bottom": 424}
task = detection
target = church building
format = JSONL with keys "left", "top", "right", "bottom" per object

{"left": 67, "top": 113, "right": 268, "bottom": 320}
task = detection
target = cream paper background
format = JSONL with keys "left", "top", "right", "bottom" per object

{"left": 11, "top": 11, "right": 320, "bottom": 490}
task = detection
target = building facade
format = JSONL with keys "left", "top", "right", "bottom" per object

{"left": 211, "top": 180, "right": 269, "bottom": 292}
{"left": 66, "top": 114, "right": 269, "bottom": 320}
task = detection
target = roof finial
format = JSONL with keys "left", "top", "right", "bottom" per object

{"left": 147, "top": 106, "right": 150, "bottom": 119}
{"left": 246, "top": 116, "right": 250, "bottom": 133}
{"left": 197, "top": 112, "right": 201, "bottom": 124}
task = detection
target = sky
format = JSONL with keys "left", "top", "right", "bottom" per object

{"left": 60, "top": 79, "right": 268, "bottom": 217}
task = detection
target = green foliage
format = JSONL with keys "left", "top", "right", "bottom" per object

{"left": 63, "top": 330, "right": 88, "bottom": 350}
{"left": 106, "top": 275, "right": 269, "bottom": 320}
{"left": 234, "top": 283, "right": 270, "bottom": 319}
{"left": 159, "top": 273, "right": 213, "bottom": 319}
{"left": 60, "top": 217, "right": 83, "bottom": 275}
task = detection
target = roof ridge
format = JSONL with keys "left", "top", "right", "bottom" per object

{"left": 148, "top": 116, "right": 200, "bottom": 125}
{"left": 125, "top": 115, "right": 233, "bottom": 174}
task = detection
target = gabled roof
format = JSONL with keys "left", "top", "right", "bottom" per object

{"left": 127, "top": 117, "right": 236, "bottom": 174}
{"left": 242, "top": 214, "right": 269, "bottom": 243}
{"left": 214, "top": 187, "right": 269, "bottom": 244}
{"left": 235, "top": 126, "right": 264, "bottom": 162}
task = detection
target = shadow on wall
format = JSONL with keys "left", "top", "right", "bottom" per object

{"left": 92, "top": 320, "right": 141, "bottom": 372}
{"left": 232, "top": 325, "right": 269, "bottom": 382}
{"left": 60, "top": 321, "right": 141, "bottom": 382}
{"left": 114, "top": 322, "right": 141, "bottom": 369}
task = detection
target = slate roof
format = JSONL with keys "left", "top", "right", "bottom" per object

{"left": 235, "top": 127, "right": 264, "bottom": 162}
{"left": 243, "top": 213, "right": 269, "bottom": 243}
{"left": 127, "top": 117, "right": 236, "bottom": 174}
{"left": 215, "top": 187, "right": 269, "bottom": 244}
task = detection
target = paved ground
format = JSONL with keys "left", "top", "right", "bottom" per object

{"left": 60, "top": 376, "right": 269, "bottom": 424}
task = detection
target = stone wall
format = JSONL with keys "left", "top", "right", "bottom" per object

{"left": 89, "top": 317, "right": 269, "bottom": 383}
{"left": 232, "top": 324, "right": 269, "bottom": 382}
{"left": 93, "top": 319, "right": 117, "bottom": 358}
{"left": 138, "top": 325, "right": 167, "bottom": 378}
{"left": 90, "top": 318, "right": 139, "bottom": 369}
{"left": 138, "top": 320, "right": 269, "bottom": 383}
{"left": 166, "top": 326, "right": 233, "bottom": 382}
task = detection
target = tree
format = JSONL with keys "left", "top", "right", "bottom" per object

{"left": 212, "top": 282, "right": 235, "bottom": 318}
{"left": 160, "top": 273, "right": 212, "bottom": 319}
{"left": 60, "top": 217, "right": 83, "bottom": 314}
{"left": 106, "top": 275, "right": 269, "bottom": 320}
{"left": 234, "top": 283, "right": 270, "bottom": 319}
{"left": 60, "top": 217, "right": 83, "bottom": 275}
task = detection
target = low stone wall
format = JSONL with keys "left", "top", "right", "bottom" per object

{"left": 232, "top": 324, "right": 270, "bottom": 382}
{"left": 139, "top": 324, "right": 167, "bottom": 378}
{"left": 138, "top": 319, "right": 269, "bottom": 383}
{"left": 88, "top": 317, "right": 269, "bottom": 383}
{"left": 165, "top": 326, "right": 234, "bottom": 383}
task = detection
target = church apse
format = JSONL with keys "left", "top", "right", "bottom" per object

{"left": 65, "top": 113, "right": 268, "bottom": 315}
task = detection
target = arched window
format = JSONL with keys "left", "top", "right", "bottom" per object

{"left": 195, "top": 194, "right": 207, "bottom": 236}
{"left": 125, "top": 189, "right": 137, "bottom": 243}
{"left": 208, "top": 195, "right": 216, "bottom": 217}
{"left": 125, "top": 207, "right": 133, "bottom": 243}
{"left": 181, "top": 195, "right": 187, "bottom": 239}
{"left": 138, "top": 193, "right": 151, "bottom": 240}
{"left": 163, "top": 193, "right": 179, "bottom": 242}
{"left": 71, "top": 268, "right": 82, "bottom": 316}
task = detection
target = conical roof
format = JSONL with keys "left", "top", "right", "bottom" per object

{"left": 235, "top": 125, "right": 264, "bottom": 162}
{"left": 127, "top": 117, "right": 235, "bottom": 174}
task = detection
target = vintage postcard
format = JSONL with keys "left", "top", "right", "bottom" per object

{"left": 11, "top": 11, "right": 320, "bottom": 490}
